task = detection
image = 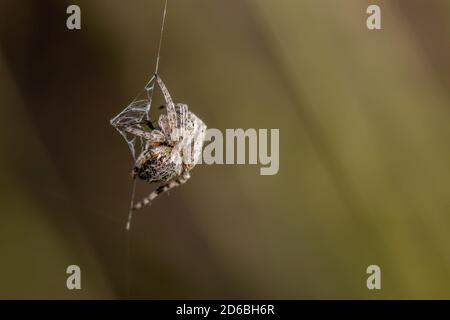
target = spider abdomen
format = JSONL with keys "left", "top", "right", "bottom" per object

{"left": 134, "top": 145, "right": 182, "bottom": 183}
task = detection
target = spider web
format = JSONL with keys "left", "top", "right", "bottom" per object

{"left": 110, "top": 0, "right": 169, "bottom": 233}
{"left": 110, "top": 0, "right": 168, "bottom": 162}
{"left": 110, "top": 76, "right": 156, "bottom": 161}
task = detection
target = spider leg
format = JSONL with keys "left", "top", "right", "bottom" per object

{"left": 168, "top": 103, "right": 193, "bottom": 166}
{"left": 172, "top": 103, "right": 189, "bottom": 152}
{"left": 132, "top": 171, "right": 191, "bottom": 211}
{"left": 189, "top": 116, "right": 207, "bottom": 166}
{"left": 156, "top": 75, "right": 178, "bottom": 141}
{"left": 177, "top": 103, "right": 188, "bottom": 138}
{"left": 123, "top": 127, "right": 152, "bottom": 140}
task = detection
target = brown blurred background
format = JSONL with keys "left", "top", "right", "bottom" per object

{"left": 0, "top": 0, "right": 449, "bottom": 299}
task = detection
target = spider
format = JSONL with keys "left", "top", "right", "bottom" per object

{"left": 111, "top": 74, "right": 207, "bottom": 219}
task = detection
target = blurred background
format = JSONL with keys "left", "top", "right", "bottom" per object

{"left": 0, "top": 0, "right": 449, "bottom": 299}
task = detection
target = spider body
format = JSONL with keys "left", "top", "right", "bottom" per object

{"left": 111, "top": 74, "right": 207, "bottom": 213}
{"left": 133, "top": 145, "right": 182, "bottom": 182}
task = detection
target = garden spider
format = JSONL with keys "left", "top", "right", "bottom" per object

{"left": 111, "top": 74, "right": 207, "bottom": 226}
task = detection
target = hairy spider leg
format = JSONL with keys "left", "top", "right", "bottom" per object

{"left": 123, "top": 127, "right": 153, "bottom": 140}
{"left": 156, "top": 75, "right": 178, "bottom": 142}
{"left": 171, "top": 103, "right": 190, "bottom": 160}
{"left": 177, "top": 103, "right": 188, "bottom": 138}
{"left": 132, "top": 171, "right": 191, "bottom": 210}
{"left": 191, "top": 117, "right": 207, "bottom": 166}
